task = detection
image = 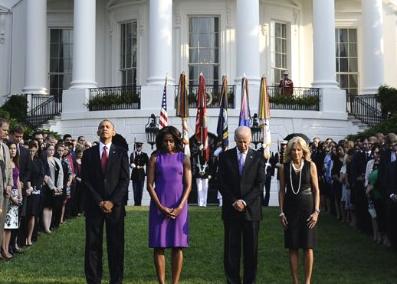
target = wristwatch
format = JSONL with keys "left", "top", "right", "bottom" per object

{"left": 314, "top": 208, "right": 320, "bottom": 214}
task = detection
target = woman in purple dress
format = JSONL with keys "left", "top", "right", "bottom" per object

{"left": 147, "top": 126, "right": 192, "bottom": 284}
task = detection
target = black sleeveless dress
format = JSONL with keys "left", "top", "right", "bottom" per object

{"left": 284, "top": 160, "right": 316, "bottom": 249}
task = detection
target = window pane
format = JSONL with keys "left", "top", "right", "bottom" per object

{"left": 340, "top": 58, "right": 348, "bottom": 72}
{"left": 349, "top": 74, "right": 358, "bottom": 89}
{"left": 339, "top": 74, "right": 348, "bottom": 89}
{"left": 339, "top": 29, "right": 348, "bottom": 42}
{"left": 188, "top": 16, "right": 220, "bottom": 85}
{"left": 349, "top": 58, "right": 358, "bottom": 72}
{"left": 339, "top": 42, "right": 348, "bottom": 57}
{"left": 349, "top": 43, "right": 357, "bottom": 57}
{"left": 349, "top": 29, "right": 357, "bottom": 42}
{"left": 120, "top": 21, "right": 137, "bottom": 86}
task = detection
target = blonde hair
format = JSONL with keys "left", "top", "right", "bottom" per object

{"left": 284, "top": 136, "right": 311, "bottom": 163}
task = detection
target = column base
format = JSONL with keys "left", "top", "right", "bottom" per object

{"left": 320, "top": 87, "right": 347, "bottom": 117}
{"left": 360, "top": 87, "right": 380, "bottom": 95}
{"left": 22, "top": 87, "right": 48, "bottom": 95}
{"left": 62, "top": 88, "right": 89, "bottom": 114}
{"left": 146, "top": 76, "right": 174, "bottom": 85}
{"left": 311, "top": 80, "right": 339, "bottom": 89}
{"left": 70, "top": 80, "right": 97, "bottom": 89}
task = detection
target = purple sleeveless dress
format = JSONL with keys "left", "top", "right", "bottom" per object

{"left": 149, "top": 152, "right": 189, "bottom": 248}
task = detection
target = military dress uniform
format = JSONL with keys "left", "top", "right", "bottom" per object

{"left": 130, "top": 145, "right": 148, "bottom": 206}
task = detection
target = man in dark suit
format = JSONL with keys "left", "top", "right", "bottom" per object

{"left": 129, "top": 142, "right": 148, "bottom": 206}
{"left": 218, "top": 126, "right": 265, "bottom": 284}
{"left": 81, "top": 119, "right": 129, "bottom": 284}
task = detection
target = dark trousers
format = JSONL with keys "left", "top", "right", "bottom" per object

{"left": 85, "top": 215, "right": 125, "bottom": 284}
{"left": 263, "top": 175, "right": 272, "bottom": 206}
{"left": 132, "top": 180, "right": 144, "bottom": 206}
{"left": 224, "top": 219, "right": 260, "bottom": 284}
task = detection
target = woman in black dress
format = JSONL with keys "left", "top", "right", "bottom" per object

{"left": 25, "top": 140, "right": 45, "bottom": 246}
{"left": 279, "top": 136, "right": 320, "bottom": 284}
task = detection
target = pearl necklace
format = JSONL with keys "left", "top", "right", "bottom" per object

{"left": 290, "top": 161, "right": 304, "bottom": 195}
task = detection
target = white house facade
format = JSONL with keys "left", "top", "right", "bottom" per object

{"left": 1, "top": 0, "right": 397, "bottom": 151}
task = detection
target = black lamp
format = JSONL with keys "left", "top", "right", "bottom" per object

{"left": 250, "top": 113, "right": 262, "bottom": 149}
{"left": 145, "top": 113, "right": 159, "bottom": 149}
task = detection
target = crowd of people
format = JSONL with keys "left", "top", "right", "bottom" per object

{"left": 309, "top": 133, "right": 397, "bottom": 248}
{"left": 0, "top": 119, "right": 92, "bottom": 260}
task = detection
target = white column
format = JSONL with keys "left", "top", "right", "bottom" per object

{"left": 236, "top": 0, "right": 260, "bottom": 83}
{"left": 147, "top": 0, "right": 173, "bottom": 85}
{"left": 361, "top": 0, "right": 384, "bottom": 94}
{"left": 23, "top": 0, "right": 48, "bottom": 94}
{"left": 70, "top": 0, "right": 97, "bottom": 88}
{"left": 312, "top": 0, "right": 338, "bottom": 88}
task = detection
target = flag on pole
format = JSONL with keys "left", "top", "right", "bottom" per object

{"left": 216, "top": 75, "right": 229, "bottom": 151}
{"left": 239, "top": 77, "right": 251, "bottom": 127}
{"left": 176, "top": 72, "right": 190, "bottom": 156}
{"left": 195, "top": 73, "right": 209, "bottom": 162}
{"left": 258, "top": 76, "right": 271, "bottom": 159}
{"left": 159, "top": 77, "right": 168, "bottom": 129}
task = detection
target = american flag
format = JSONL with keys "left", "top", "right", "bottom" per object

{"left": 159, "top": 78, "right": 168, "bottom": 129}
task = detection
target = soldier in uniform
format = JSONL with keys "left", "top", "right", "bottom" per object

{"left": 130, "top": 142, "right": 149, "bottom": 206}
{"left": 194, "top": 153, "right": 210, "bottom": 207}
{"left": 279, "top": 70, "right": 294, "bottom": 96}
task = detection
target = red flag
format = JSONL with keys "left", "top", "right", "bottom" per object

{"left": 195, "top": 73, "right": 209, "bottom": 161}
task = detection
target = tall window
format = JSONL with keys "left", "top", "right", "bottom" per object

{"left": 188, "top": 16, "right": 219, "bottom": 86}
{"left": 273, "top": 22, "right": 288, "bottom": 84}
{"left": 49, "top": 29, "right": 73, "bottom": 99}
{"left": 120, "top": 21, "right": 137, "bottom": 86}
{"left": 336, "top": 28, "right": 358, "bottom": 95}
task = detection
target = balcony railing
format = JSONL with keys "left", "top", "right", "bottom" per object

{"left": 267, "top": 86, "right": 320, "bottom": 111}
{"left": 88, "top": 86, "right": 141, "bottom": 111}
{"left": 346, "top": 94, "right": 384, "bottom": 126}
{"left": 175, "top": 85, "right": 235, "bottom": 109}
{"left": 26, "top": 94, "right": 62, "bottom": 127}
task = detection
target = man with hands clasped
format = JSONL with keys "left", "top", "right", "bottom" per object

{"left": 81, "top": 119, "right": 129, "bottom": 284}
{"left": 218, "top": 126, "right": 265, "bottom": 284}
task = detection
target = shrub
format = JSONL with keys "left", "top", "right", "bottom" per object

{"left": 377, "top": 85, "right": 397, "bottom": 117}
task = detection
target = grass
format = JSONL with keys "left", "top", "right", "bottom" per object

{"left": 1, "top": 206, "right": 397, "bottom": 283}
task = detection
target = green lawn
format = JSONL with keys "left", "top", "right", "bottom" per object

{"left": 1, "top": 206, "right": 397, "bottom": 283}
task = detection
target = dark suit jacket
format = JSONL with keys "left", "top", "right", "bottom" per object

{"left": 218, "top": 148, "right": 265, "bottom": 221}
{"left": 18, "top": 145, "right": 30, "bottom": 186}
{"left": 81, "top": 144, "right": 129, "bottom": 220}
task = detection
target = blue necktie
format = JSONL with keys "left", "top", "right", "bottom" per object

{"left": 239, "top": 154, "right": 244, "bottom": 175}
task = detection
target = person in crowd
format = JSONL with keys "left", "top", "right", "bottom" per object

{"left": 258, "top": 147, "right": 276, "bottom": 206}
{"left": 278, "top": 70, "right": 294, "bottom": 96}
{"left": 33, "top": 131, "right": 45, "bottom": 150}
{"left": 1, "top": 142, "right": 22, "bottom": 259}
{"left": 130, "top": 142, "right": 149, "bottom": 206}
{"left": 81, "top": 119, "right": 129, "bottom": 284}
{"left": 352, "top": 139, "right": 372, "bottom": 234}
{"left": 380, "top": 133, "right": 397, "bottom": 247}
{"left": 218, "top": 126, "right": 265, "bottom": 284}
{"left": 278, "top": 136, "right": 320, "bottom": 284}
{"left": 332, "top": 145, "right": 345, "bottom": 220}
{"left": 54, "top": 143, "right": 72, "bottom": 227}
{"left": 323, "top": 143, "right": 333, "bottom": 214}
{"left": 365, "top": 144, "right": 383, "bottom": 243}
{"left": 73, "top": 145, "right": 84, "bottom": 215}
{"left": 147, "top": 126, "right": 192, "bottom": 284}
{"left": 25, "top": 140, "right": 45, "bottom": 246}
{"left": 340, "top": 150, "right": 353, "bottom": 224}
{"left": 77, "top": 136, "right": 86, "bottom": 146}
{"left": 63, "top": 142, "right": 76, "bottom": 218}
{"left": 0, "top": 118, "right": 13, "bottom": 257}
{"left": 194, "top": 150, "right": 210, "bottom": 207}
{"left": 42, "top": 144, "right": 64, "bottom": 234}
{"left": 7, "top": 126, "right": 28, "bottom": 252}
